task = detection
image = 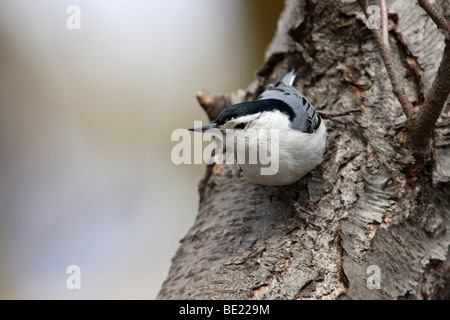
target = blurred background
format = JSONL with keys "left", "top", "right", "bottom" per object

{"left": 0, "top": 0, "right": 283, "bottom": 299}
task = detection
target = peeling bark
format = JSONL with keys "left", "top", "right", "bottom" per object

{"left": 158, "top": 0, "right": 450, "bottom": 300}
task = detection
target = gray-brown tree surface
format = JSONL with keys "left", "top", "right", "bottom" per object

{"left": 158, "top": 0, "right": 450, "bottom": 299}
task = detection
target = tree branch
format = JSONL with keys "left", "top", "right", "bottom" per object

{"left": 318, "top": 108, "right": 361, "bottom": 119}
{"left": 417, "top": 0, "right": 450, "bottom": 40}
{"left": 359, "top": 0, "right": 450, "bottom": 154}
{"left": 405, "top": 1, "right": 450, "bottom": 153}
{"left": 159, "top": 0, "right": 450, "bottom": 300}
{"left": 407, "top": 39, "right": 450, "bottom": 152}
{"left": 357, "top": 0, "right": 414, "bottom": 118}
{"left": 379, "top": 0, "right": 389, "bottom": 45}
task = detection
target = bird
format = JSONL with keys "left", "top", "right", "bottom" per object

{"left": 189, "top": 69, "right": 327, "bottom": 188}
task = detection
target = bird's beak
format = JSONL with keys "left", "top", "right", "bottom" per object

{"left": 188, "top": 123, "right": 217, "bottom": 132}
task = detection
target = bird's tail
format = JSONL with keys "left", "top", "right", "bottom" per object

{"left": 280, "top": 69, "right": 296, "bottom": 86}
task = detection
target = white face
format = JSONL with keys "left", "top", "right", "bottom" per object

{"left": 211, "top": 111, "right": 290, "bottom": 174}
{"left": 212, "top": 111, "right": 290, "bottom": 158}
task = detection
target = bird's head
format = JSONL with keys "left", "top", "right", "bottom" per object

{"left": 189, "top": 99, "right": 295, "bottom": 134}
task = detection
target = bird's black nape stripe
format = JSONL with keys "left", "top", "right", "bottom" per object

{"left": 215, "top": 99, "right": 295, "bottom": 125}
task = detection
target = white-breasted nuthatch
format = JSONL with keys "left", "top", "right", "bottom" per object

{"left": 190, "top": 70, "right": 327, "bottom": 187}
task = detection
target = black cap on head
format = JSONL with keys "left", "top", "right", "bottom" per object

{"left": 215, "top": 99, "right": 295, "bottom": 125}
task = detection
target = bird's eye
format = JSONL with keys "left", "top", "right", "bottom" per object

{"left": 235, "top": 122, "right": 246, "bottom": 130}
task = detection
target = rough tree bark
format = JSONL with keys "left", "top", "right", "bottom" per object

{"left": 158, "top": 0, "right": 450, "bottom": 299}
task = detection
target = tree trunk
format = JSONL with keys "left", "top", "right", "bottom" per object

{"left": 158, "top": 0, "right": 450, "bottom": 300}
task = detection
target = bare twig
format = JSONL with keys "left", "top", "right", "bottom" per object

{"left": 318, "top": 108, "right": 361, "bottom": 119}
{"left": 196, "top": 90, "right": 230, "bottom": 122}
{"left": 358, "top": 0, "right": 450, "bottom": 154}
{"left": 404, "top": 2, "right": 450, "bottom": 152}
{"left": 407, "top": 40, "right": 450, "bottom": 152}
{"left": 417, "top": 0, "right": 450, "bottom": 40}
{"left": 357, "top": 0, "right": 414, "bottom": 118}
{"left": 380, "top": 0, "right": 389, "bottom": 45}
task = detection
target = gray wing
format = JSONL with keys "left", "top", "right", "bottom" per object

{"left": 257, "top": 84, "right": 321, "bottom": 134}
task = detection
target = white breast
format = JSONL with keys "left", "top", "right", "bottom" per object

{"left": 235, "top": 112, "right": 327, "bottom": 186}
